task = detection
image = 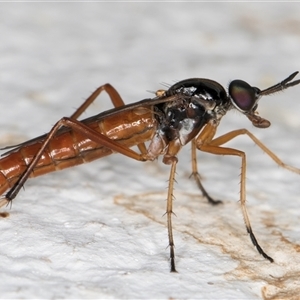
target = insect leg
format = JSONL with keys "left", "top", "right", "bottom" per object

{"left": 196, "top": 126, "right": 300, "bottom": 261}
{"left": 164, "top": 157, "right": 178, "bottom": 272}
{"left": 70, "top": 84, "right": 126, "bottom": 119}
{"left": 70, "top": 84, "right": 148, "bottom": 155}
{"left": 190, "top": 139, "right": 222, "bottom": 205}
{"left": 3, "top": 117, "right": 148, "bottom": 204}
{"left": 210, "top": 129, "right": 300, "bottom": 175}
{"left": 197, "top": 142, "right": 274, "bottom": 262}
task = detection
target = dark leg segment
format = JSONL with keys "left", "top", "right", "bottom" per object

{"left": 190, "top": 139, "right": 222, "bottom": 205}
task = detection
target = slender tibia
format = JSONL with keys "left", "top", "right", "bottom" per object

{"left": 165, "top": 159, "right": 178, "bottom": 272}
{"left": 190, "top": 139, "right": 222, "bottom": 205}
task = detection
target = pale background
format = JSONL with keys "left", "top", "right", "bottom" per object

{"left": 0, "top": 2, "right": 300, "bottom": 299}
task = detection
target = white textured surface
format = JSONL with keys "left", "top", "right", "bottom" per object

{"left": 0, "top": 3, "right": 300, "bottom": 299}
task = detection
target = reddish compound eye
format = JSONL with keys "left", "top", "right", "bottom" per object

{"left": 229, "top": 80, "right": 257, "bottom": 112}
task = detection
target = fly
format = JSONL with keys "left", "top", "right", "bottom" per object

{"left": 1, "top": 72, "right": 300, "bottom": 272}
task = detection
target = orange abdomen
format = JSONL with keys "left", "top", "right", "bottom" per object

{"left": 0, "top": 106, "right": 156, "bottom": 195}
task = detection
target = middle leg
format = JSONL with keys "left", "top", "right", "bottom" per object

{"left": 190, "top": 139, "right": 222, "bottom": 205}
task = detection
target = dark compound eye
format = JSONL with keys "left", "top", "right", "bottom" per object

{"left": 229, "top": 80, "right": 258, "bottom": 112}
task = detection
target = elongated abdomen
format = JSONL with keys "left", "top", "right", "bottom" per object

{"left": 0, "top": 107, "right": 156, "bottom": 196}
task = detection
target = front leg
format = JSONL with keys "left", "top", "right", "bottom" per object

{"left": 198, "top": 142, "right": 274, "bottom": 262}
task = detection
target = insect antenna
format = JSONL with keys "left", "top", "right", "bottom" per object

{"left": 260, "top": 71, "right": 300, "bottom": 96}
